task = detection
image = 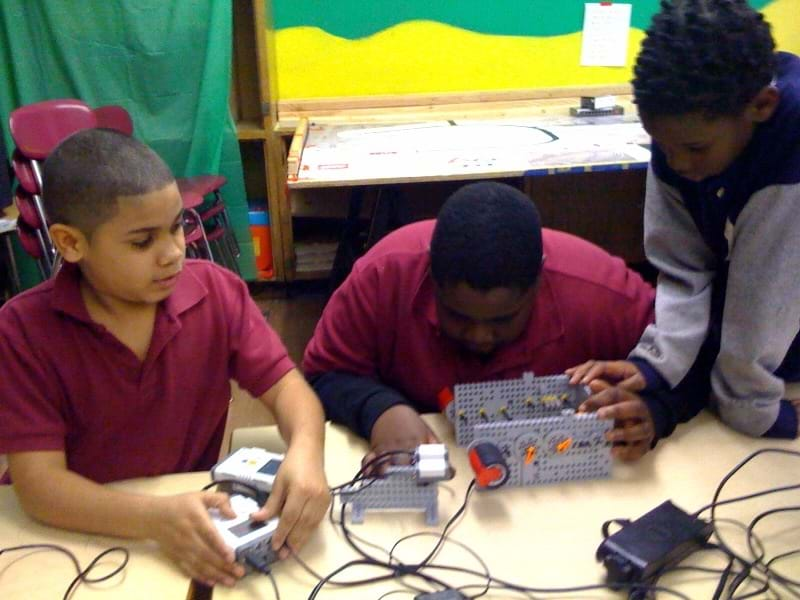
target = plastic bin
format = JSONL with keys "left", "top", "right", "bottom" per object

{"left": 248, "top": 210, "right": 273, "bottom": 279}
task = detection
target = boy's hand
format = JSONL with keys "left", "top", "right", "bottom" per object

{"left": 578, "top": 380, "right": 655, "bottom": 462}
{"left": 252, "top": 443, "right": 330, "bottom": 560}
{"left": 566, "top": 359, "right": 645, "bottom": 391}
{"left": 364, "top": 404, "right": 439, "bottom": 473}
{"left": 147, "top": 492, "right": 245, "bottom": 587}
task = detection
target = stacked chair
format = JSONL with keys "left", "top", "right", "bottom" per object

{"left": 8, "top": 99, "right": 93, "bottom": 277}
{"left": 7, "top": 98, "right": 240, "bottom": 277}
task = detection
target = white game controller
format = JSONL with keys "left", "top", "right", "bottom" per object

{"left": 210, "top": 493, "right": 279, "bottom": 571}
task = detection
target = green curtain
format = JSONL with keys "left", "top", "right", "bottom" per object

{"left": 0, "top": 0, "right": 256, "bottom": 287}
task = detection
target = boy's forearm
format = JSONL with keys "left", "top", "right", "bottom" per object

{"left": 630, "top": 169, "right": 716, "bottom": 388}
{"left": 10, "top": 456, "right": 158, "bottom": 540}
{"left": 310, "top": 371, "right": 412, "bottom": 439}
{"left": 262, "top": 369, "right": 326, "bottom": 450}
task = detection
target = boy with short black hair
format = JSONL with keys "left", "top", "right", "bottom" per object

{"left": 304, "top": 181, "right": 656, "bottom": 464}
{"left": 0, "top": 128, "right": 330, "bottom": 587}
{"left": 571, "top": 0, "right": 800, "bottom": 449}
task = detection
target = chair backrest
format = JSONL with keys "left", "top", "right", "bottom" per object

{"left": 15, "top": 220, "right": 44, "bottom": 259}
{"left": 14, "top": 189, "right": 43, "bottom": 229}
{"left": 9, "top": 99, "right": 96, "bottom": 160}
{"left": 93, "top": 105, "right": 134, "bottom": 136}
{"left": 11, "top": 149, "right": 39, "bottom": 195}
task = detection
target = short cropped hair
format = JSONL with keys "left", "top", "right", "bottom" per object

{"left": 633, "top": 0, "right": 776, "bottom": 118}
{"left": 43, "top": 128, "right": 175, "bottom": 235}
{"left": 430, "top": 181, "right": 543, "bottom": 292}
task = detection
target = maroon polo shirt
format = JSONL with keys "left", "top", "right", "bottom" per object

{"left": 0, "top": 260, "right": 294, "bottom": 483}
{"left": 303, "top": 220, "right": 655, "bottom": 411}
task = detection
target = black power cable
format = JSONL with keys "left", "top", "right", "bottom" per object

{"left": 0, "top": 543, "right": 129, "bottom": 600}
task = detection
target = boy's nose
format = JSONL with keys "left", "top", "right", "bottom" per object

{"left": 160, "top": 239, "right": 185, "bottom": 265}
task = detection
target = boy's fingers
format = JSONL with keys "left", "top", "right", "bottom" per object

{"left": 187, "top": 529, "right": 242, "bottom": 584}
{"left": 588, "top": 379, "right": 612, "bottom": 393}
{"left": 285, "top": 492, "right": 329, "bottom": 554}
{"left": 196, "top": 518, "right": 240, "bottom": 571}
{"left": 203, "top": 491, "right": 235, "bottom": 519}
{"left": 612, "top": 441, "right": 650, "bottom": 462}
{"left": 619, "top": 374, "right": 646, "bottom": 392}
{"left": 424, "top": 426, "right": 441, "bottom": 444}
{"left": 566, "top": 364, "right": 590, "bottom": 384}
{"left": 597, "top": 399, "right": 648, "bottom": 421}
{"left": 271, "top": 493, "right": 305, "bottom": 551}
{"left": 605, "top": 422, "right": 653, "bottom": 444}
{"left": 361, "top": 451, "right": 378, "bottom": 474}
{"left": 261, "top": 480, "right": 284, "bottom": 521}
{"left": 580, "top": 364, "right": 610, "bottom": 384}
{"left": 579, "top": 387, "right": 624, "bottom": 412}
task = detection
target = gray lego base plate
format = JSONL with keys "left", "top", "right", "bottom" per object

{"left": 340, "top": 466, "right": 440, "bottom": 525}
{"left": 448, "top": 372, "right": 611, "bottom": 486}
{"left": 473, "top": 413, "right": 611, "bottom": 486}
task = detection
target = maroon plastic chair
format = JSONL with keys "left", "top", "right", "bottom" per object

{"left": 15, "top": 220, "right": 49, "bottom": 280}
{"left": 9, "top": 99, "right": 96, "bottom": 163}
{"left": 9, "top": 99, "right": 97, "bottom": 274}
{"left": 14, "top": 189, "right": 43, "bottom": 229}
{"left": 183, "top": 206, "right": 213, "bottom": 260}
{"left": 93, "top": 104, "right": 134, "bottom": 136}
{"left": 13, "top": 188, "right": 55, "bottom": 276}
{"left": 11, "top": 149, "right": 38, "bottom": 195}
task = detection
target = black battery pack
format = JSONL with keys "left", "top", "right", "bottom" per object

{"left": 596, "top": 500, "right": 713, "bottom": 585}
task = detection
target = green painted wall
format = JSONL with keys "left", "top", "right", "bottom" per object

{"left": 273, "top": 0, "right": 773, "bottom": 39}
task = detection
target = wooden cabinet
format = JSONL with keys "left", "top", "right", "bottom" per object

{"left": 231, "top": 0, "right": 290, "bottom": 281}
{"left": 231, "top": 0, "right": 374, "bottom": 282}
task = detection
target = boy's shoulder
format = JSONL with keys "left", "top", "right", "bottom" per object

{"left": 352, "top": 220, "right": 434, "bottom": 276}
{"left": 541, "top": 229, "right": 651, "bottom": 300}
{"left": 0, "top": 272, "right": 62, "bottom": 332}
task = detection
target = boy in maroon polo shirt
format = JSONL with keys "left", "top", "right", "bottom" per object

{"left": 303, "top": 181, "right": 658, "bottom": 466}
{"left": 0, "top": 129, "right": 329, "bottom": 588}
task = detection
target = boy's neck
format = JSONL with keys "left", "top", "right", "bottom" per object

{"left": 79, "top": 279, "right": 158, "bottom": 324}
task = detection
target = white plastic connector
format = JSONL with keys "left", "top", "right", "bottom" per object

{"left": 416, "top": 444, "right": 447, "bottom": 460}
{"left": 415, "top": 444, "right": 449, "bottom": 482}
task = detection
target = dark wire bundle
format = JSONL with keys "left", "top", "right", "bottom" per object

{"left": 0, "top": 544, "right": 129, "bottom": 600}
{"left": 282, "top": 447, "right": 800, "bottom": 600}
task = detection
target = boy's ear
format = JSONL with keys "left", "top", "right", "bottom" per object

{"left": 747, "top": 85, "right": 780, "bottom": 123}
{"left": 49, "top": 224, "right": 88, "bottom": 263}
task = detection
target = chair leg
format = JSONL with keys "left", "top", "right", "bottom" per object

{"left": 214, "top": 191, "right": 240, "bottom": 257}
{"left": 3, "top": 234, "right": 21, "bottom": 296}
{"left": 187, "top": 208, "right": 214, "bottom": 260}
{"left": 218, "top": 236, "right": 241, "bottom": 275}
{"left": 33, "top": 229, "right": 52, "bottom": 278}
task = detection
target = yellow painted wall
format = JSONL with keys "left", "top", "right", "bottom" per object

{"left": 276, "top": 0, "right": 800, "bottom": 100}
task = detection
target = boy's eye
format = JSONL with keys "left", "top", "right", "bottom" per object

{"left": 131, "top": 236, "right": 154, "bottom": 249}
{"left": 688, "top": 146, "right": 708, "bottom": 154}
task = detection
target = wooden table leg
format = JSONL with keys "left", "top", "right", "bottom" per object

{"left": 186, "top": 579, "right": 214, "bottom": 600}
